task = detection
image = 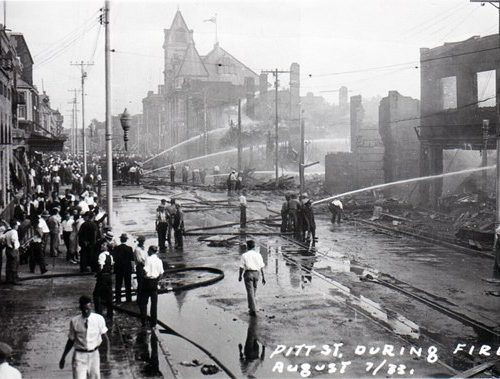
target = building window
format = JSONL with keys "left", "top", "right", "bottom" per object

{"left": 174, "top": 27, "right": 186, "bottom": 43}
{"left": 217, "top": 57, "right": 235, "bottom": 75}
{"left": 477, "top": 70, "right": 496, "bottom": 108}
{"left": 439, "top": 76, "right": 457, "bottom": 110}
{"left": 18, "top": 105, "right": 26, "bottom": 119}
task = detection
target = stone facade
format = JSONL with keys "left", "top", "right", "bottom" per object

{"left": 379, "top": 91, "right": 420, "bottom": 184}
{"left": 141, "top": 10, "right": 260, "bottom": 157}
{"left": 325, "top": 95, "right": 384, "bottom": 194}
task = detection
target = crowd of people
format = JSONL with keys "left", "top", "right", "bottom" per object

{"left": 0, "top": 149, "right": 340, "bottom": 379}
{"left": 167, "top": 163, "right": 207, "bottom": 185}
{"left": 155, "top": 198, "right": 184, "bottom": 252}
{"left": 280, "top": 193, "right": 317, "bottom": 245}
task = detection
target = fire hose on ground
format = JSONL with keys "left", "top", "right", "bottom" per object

{"left": 14, "top": 266, "right": 236, "bottom": 379}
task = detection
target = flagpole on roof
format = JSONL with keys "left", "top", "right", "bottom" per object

{"left": 215, "top": 13, "right": 218, "bottom": 44}
{"left": 204, "top": 14, "right": 218, "bottom": 45}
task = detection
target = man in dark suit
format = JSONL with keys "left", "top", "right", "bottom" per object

{"left": 112, "top": 233, "right": 134, "bottom": 303}
{"left": 78, "top": 211, "right": 97, "bottom": 273}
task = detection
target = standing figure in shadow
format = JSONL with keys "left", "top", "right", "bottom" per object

{"left": 238, "top": 316, "right": 265, "bottom": 378}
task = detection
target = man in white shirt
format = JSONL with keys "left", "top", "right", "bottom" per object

{"left": 59, "top": 295, "right": 109, "bottom": 379}
{"left": 0, "top": 342, "right": 21, "bottom": 379}
{"left": 139, "top": 246, "right": 164, "bottom": 328}
{"left": 238, "top": 240, "right": 266, "bottom": 317}
{"left": 5, "top": 221, "right": 20, "bottom": 285}
{"left": 133, "top": 235, "right": 147, "bottom": 303}
{"left": 52, "top": 174, "right": 61, "bottom": 194}
{"left": 62, "top": 213, "right": 75, "bottom": 263}
{"left": 328, "top": 199, "right": 343, "bottom": 224}
{"left": 155, "top": 205, "right": 169, "bottom": 252}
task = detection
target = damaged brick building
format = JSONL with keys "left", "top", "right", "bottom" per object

{"left": 418, "top": 34, "right": 499, "bottom": 206}
{"left": 325, "top": 34, "right": 498, "bottom": 206}
{"left": 325, "top": 91, "right": 420, "bottom": 198}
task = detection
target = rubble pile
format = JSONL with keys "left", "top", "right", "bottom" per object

{"left": 253, "top": 176, "right": 296, "bottom": 190}
{"left": 354, "top": 192, "right": 496, "bottom": 250}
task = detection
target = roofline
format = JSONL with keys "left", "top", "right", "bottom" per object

{"left": 203, "top": 44, "right": 258, "bottom": 78}
{"left": 9, "top": 32, "right": 34, "bottom": 65}
{"left": 175, "top": 43, "right": 209, "bottom": 78}
{"left": 420, "top": 33, "right": 498, "bottom": 57}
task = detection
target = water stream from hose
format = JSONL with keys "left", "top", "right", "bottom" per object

{"left": 312, "top": 165, "right": 495, "bottom": 206}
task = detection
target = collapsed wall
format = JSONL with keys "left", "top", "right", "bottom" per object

{"left": 326, "top": 92, "right": 421, "bottom": 200}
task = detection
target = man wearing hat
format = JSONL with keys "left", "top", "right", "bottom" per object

{"left": 93, "top": 242, "right": 114, "bottom": 320}
{"left": 155, "top": 204, "right": 169, "bottom": 252}
{"left": 0, "top": 341, "right": 21, "bottom": 378}
{"left": 78, "top": 212, "right": 97, "bottom": 273}
{"left": 112, "top": 233, "right": 134, "bottom": 303}
{"left": 139, "top": 245, "right": 164, "bottom": 327}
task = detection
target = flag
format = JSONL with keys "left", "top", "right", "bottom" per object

{"left": 204, "top": 15, "right": 216, "bottom": 23}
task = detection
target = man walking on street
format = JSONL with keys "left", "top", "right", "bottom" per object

{"left": 238, "top": 240, "right": 266, "bottom": 317}
{"left": 113, "top": 233, "right": 134, "bottom": 303}
{"left": 59, "top": 295, "right": 110, "bottom": 379}
{"left": 139, "top": 246, "right": 164, "bottom": 328}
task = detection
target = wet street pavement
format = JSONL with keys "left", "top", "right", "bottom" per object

{"left": 1, "top": 184, "right": 499, "bottom": 378}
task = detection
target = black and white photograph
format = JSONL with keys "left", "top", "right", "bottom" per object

{"left": 0, "top": 0, "right": 499, "bottom": 378}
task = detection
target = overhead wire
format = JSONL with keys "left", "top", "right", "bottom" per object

{"left": 36, "top": 20, "right": 100, "bottom": 69}
{"left": 33, "top": 9, "right": 100, "bottom": 61}
{"left": 431, "top": 6, "right": 480, "bottom": 41}
{"left": 397, "top": 3, "right": 469, "bottom": 38}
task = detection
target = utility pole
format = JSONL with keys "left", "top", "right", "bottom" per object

{"left": 203, "top": 89, "right": 208, "bottom": 156}
{"left": 67, "top": 89, "right": 80, "bottom": 154}
{"left": 237, "top": 99, "right": 242, "bottom": 172}
{"left": 262, "top": 68, "right": 291, "bottom": 189}
{"left": 471, "top": 0, "right": 500, "bottom": 278}
{"left": 71, "top": 61, "right": 94, "bottom": 175}
{"left": 299, "top": 113, "right": 305, "bottom": 194}
{"left": 482, "top": 119, "right": 490, "bottom": 194}
{"left": 103, "top": 1, "right": 113, "bottom": 226}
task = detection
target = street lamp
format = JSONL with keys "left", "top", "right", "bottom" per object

{"left": 120, "top": 108, "right": 131, "bottom": 151}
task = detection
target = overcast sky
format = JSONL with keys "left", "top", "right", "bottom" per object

{"left": 6, "top": 0, "right": 499, "bottom": 126}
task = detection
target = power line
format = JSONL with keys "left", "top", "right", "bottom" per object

{"left": 304, "top": 45, "right": 499, "bottom": 79}
{"left": 33, "top": 10, "right": 100, "bottom": 60}
{"left": 36, "top": 22, "right": 99, "bottom": 69}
